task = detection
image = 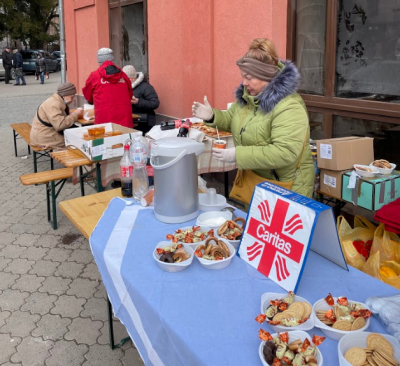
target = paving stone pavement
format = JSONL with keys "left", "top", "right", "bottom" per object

{"left": 0, "top": 77, "right": 145, "bottom": 365}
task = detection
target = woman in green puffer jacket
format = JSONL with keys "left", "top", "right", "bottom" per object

{"left": 192, "top": 38, "right": 315, "bottom": 198}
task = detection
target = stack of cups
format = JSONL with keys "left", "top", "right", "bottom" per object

{"left": 206, "top": 188, "right": 217, "bottom": 205}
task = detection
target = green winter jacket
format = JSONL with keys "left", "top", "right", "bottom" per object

{"left": 207, "top": 61, "right": 315, "bottom": 198}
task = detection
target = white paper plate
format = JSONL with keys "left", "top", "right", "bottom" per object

{"left": 338, "top": 331, "right": 400, "bottom": 366}
{"left": 260, "top": 292, "right": 315, "bottom": 332}
{"left": 259, "top": 330, "right": 323, "bottom": 366}
{"left": 312, "top": 297, "right": 370, "bottom": 341}
{"left": 153, "top": 242, "right": 194, "bottom": 272}
{"left": 198, "top": 193, "right": 227, "bottom": 211}
{"left": 194, "top": 239, "right": 235, "bottom": 270}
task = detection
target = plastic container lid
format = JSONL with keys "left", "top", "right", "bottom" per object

{"left": 198, "top": 193, "right": 227, "bottom": 211}
{"left": 151, "top": 137, "right": 205, "bottom": 157}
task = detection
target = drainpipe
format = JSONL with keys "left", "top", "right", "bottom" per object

{"left": 59, "top": 0, "right": 66, "bottom": 83}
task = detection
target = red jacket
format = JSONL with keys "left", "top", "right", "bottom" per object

{"left": 82, "top": 61, "right": 134, "bottom": 128}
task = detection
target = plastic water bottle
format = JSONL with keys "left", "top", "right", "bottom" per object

{"left": 120, "top": 144, "right": 133, "bottom": 197}
{"left": 131, "top": 137, "right": 149, "bottom": 201}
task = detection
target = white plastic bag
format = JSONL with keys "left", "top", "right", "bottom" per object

{"left": 198, "top": 176, "right": 208, "bottom": 193}
{"left": 366, "top": 294, "right": 400, "bottom": 343}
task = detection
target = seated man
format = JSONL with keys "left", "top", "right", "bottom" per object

{"left": 30, "top": 82, "right": 83, "bottom": 149}
{"left": 122, "top": 65, "right": 160, "bottom": 134}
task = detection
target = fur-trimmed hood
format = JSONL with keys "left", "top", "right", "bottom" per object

{"left": 235, "top": 61, "right": 300, "bottom": 114}
{"left": 131, "top": 72, "right": 145, "bottom": 89}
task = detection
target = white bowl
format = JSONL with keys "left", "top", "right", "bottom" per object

{"left": 338, "top": 331, "right": 400, "bottom": 366}
{"left": 196, "top": 211, "right": 232, "bottom": 228}
{"left": 259, "top": 330, "right": 324, "bottom": 366}
{"left": 194, "top": 239, "right": 235, "bottom": 270}
{"left": 153, "top": 242, "right": 194, "bottom": 272}
{"left": 216, "top": 219, "right": 245, "bottom": 250}
{"left": 369, "top": 162, "right": 396, "bottom": 175}
{"left": 354, "top": 164, "right": 379, "bottom": 178}
{"left": 312, "top": 298, "right": 370, "bottom": 341}
{"left": 167, "top": 225, "right": 214, "bottom": 249}
{"left": 260, "top": 292, "right": 315, "bottom": 332}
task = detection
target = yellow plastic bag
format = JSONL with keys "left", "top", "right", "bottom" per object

{"left": 370, "top": 223, "right": 400, "bottom": 263}
{"left": 362, "top": 251, "right": 381, "bottom": 279}
{"left": 380, "top": 261, "right": 400, "bottom": 290}
{"left": 337, "top": 215, "right": 376, "bottom": 270}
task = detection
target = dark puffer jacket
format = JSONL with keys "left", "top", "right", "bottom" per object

{"left": 131, "top": 72, "right": 160, "bottom": 134}
{"left": 35, "top": 57, "right": 47, "bottom": 73}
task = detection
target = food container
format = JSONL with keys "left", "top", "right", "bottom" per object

{"left": 312, "top": 298, "right": 370, "bottom": 341}
{"left": 260, "top": 293, "right": 315, "bottom": 332}
{"left": 198, "top": 193, "right": 227, "bottom": 211}
{"left": 88, "top": 126, "right": 105, "bottom": 136}
{"left": 196, "top": 211, "right": 232, "bottom": 228}
{"left": 153, "top": 241, "right": 194, "bottom": 273}
{"left": 167, "top": 226, "right": 213, "bottom": 249}
{"left": 338, "top": 332, "right": 400, "bottom": 366}
{"left": 216, "top": 218, "right": 246, "bottom": 250}
{"left": 369, "top": 162, "right": 396, "bottom": 175}
{"left": 353, "top": 164, "right": 379, "bottom": 178}
{"left": 259, "top": 330, "right": 324, "bottom": 366}
{"left": 194, "top": 239, "right": 235, "bottom": 270}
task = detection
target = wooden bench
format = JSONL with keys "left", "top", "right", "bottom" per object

{"left": 11, "top": 123, "right": 54, "bottom": 172}
{"left": 20, "top": 168, "right": 73, "bottom": 229}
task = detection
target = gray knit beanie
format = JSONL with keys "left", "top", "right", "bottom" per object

{"left": 57, "top": 82, "right": 76, "bottom": 97}
{"left": 97, "top": 48, "right": 114, "bottom": 65}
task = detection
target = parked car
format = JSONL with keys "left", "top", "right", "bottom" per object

{"left": 20, "top": 50, "right": 59, "bottom": 73}
{"left": 51, "top": 50, "right": 67, "bottom": 70}
{"left": 0, "top": 54, "right": 15, "bottom": 80}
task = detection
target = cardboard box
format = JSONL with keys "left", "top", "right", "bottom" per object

{"left": 64, "top": 123, "right": 142, "bottom": 162}
{"left": 342, "top": 171, "right": 400, "bottom": 211}
{"left": 317, "top": 137, "right": 374, "bottom": 171}
{"left": 319, "top": 169, "right": 351, "bottom": 198}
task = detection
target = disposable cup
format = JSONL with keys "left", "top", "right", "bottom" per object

{"left": 213, "top": 140, "right": 226, "bottom": 149}
{"left": 206, "top": 188, "right": 217, "bottom": 204}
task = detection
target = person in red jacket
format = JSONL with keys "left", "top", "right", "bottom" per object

{"left": 82, "top": 48, "right": 134, "bottom": 128}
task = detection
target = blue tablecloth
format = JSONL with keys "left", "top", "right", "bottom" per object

{"left": 89, "top": 198, "right": 399, "bottom": 366}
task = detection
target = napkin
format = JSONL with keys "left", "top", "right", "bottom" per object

{"left": 146, "top": 125, "right": 205, "bottom": 143}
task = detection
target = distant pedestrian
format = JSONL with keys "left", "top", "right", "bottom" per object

{"left": 35, "top": 52, "right": 47, "bottom": 84}
{"left": 12, "top": 48, "right": 26, "bottom": 86}
{"left": 82, "top": 48, "right": 133, "bottom": 128}
{"left": 1, "top": 46, "right": 13, "bottom": 84}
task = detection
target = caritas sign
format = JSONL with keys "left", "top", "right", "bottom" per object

{"left": 238, "top": 182, "right": 347, "bottom": 292}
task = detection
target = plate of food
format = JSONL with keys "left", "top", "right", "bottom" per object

{"left": 194, "top": 237, "right": 235, "bottom": 270}
{"left": 338, "top": 331, "right": 400, "bottom": 366}
{"left": 165, "top": 226, "right": 214, "bottom": 249}
{"left": 312, "top": 293, "right": 371, "bottom": 341}
{"left": 191, "top": 122, "right": 232, "bottom": 138}
{"left": 153, "top": 241, "right": 194, "bottom": 272}
{"left": 259, "top": 330, "right": 325, "bottom": 366}
{"left": 256, "top": 292, "right": 314, "bottom": 332}
{"left": 370, "top": 160, "right": 396, "bottom": 175}
{"left": 354, "top": 164, "right": 379, "bottom": 178}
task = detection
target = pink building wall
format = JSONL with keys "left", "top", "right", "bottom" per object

{"left": 65, "top": 0, "right": 288, "bottom": 118}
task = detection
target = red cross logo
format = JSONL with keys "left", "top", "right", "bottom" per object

{"left": 246, "top": 198, "right": 304, "bottom": 281}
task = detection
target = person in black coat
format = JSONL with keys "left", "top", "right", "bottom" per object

{"left": 1, "top": 47, "right": 13, "bottom": 84}
{"left": 35, "top": 53, "right": 47, "bottom": 84}
{"left": 122, "top": 65, "right": 160, "bottom": 135}
{"left": 12, "top": 48, "right": 26, "bottom": 86}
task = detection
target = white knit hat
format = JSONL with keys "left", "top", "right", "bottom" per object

{"left": 97, "top": 48, "right": 114, "bottom": 65}
{"left": 122, "top": 65, "right": 136, "bottom": 79}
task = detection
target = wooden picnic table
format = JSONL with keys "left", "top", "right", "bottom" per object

{"left": 70, "top": 109, "right": 141, "bottom": 126}
{"left": 59, "top": 188, "right": 122, "bottom": 239}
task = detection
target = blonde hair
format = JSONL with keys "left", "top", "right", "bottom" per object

{"left": 122, "top": 65, "right": 136, "bottom": 79}
{"left": 243, "top": 38, "right": 279, "bottom": 66}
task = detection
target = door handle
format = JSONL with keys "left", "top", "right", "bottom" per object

{"left": 142, "top": 40, "right": 145, "bottom": 55}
